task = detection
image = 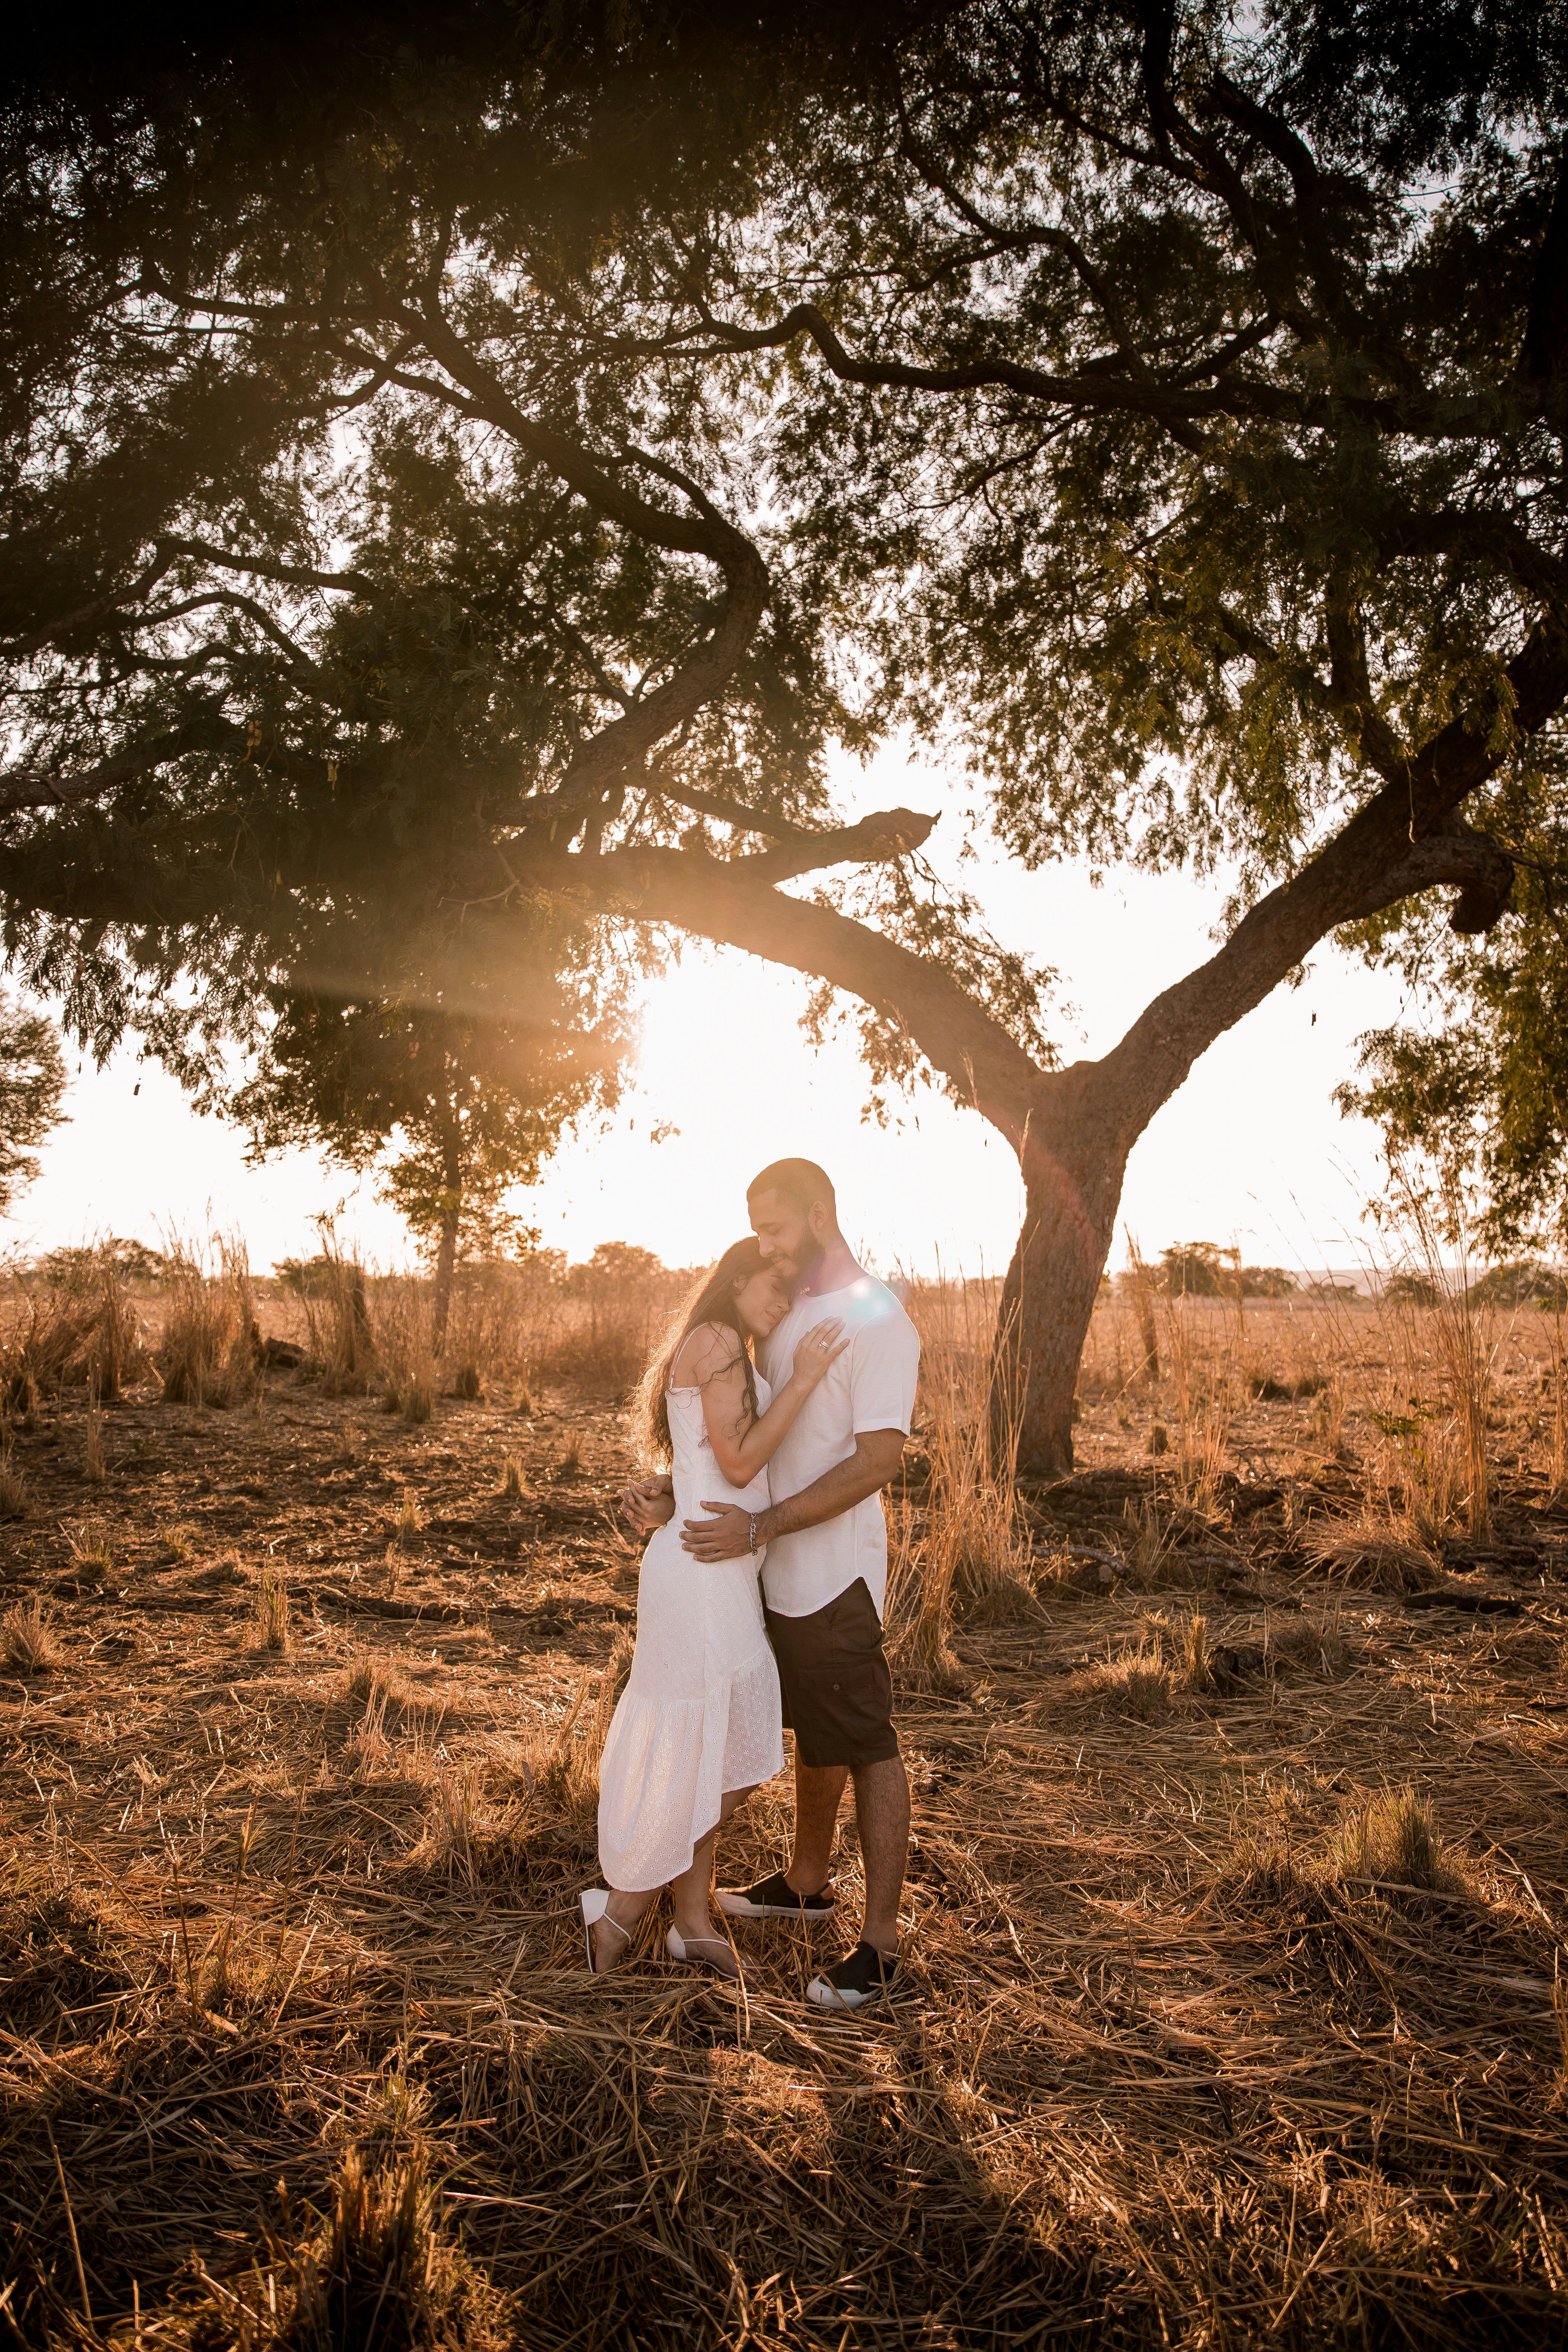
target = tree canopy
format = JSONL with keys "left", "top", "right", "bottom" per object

{"left": 2, "top": 0, "right": 1565, "bottom": 1464}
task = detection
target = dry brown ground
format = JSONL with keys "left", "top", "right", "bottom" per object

{"left": 3, "top": 1291, "right": 1568, "bottom": 2349}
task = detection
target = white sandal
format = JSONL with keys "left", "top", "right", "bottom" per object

{"left": 666, "top": 1926, "right": 749, "bottom": 1982}
{"left": 580, "top": 1888, "right": 633, "bottom": 1974}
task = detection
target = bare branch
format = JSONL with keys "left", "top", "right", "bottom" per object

{"left": 0, "top": 729, "right": 205, "bottom": 815}
{"left": 544, "top": 835, "right": 1040, "bottom": 1145}
{"left": 164, "top": 539, "right": 381, "bottom": 601}
{"left": 719, "top": 806, "right": 938, "bottom": 882}
{"left": 0, "top": 548, "right": 177, "bottom": 661}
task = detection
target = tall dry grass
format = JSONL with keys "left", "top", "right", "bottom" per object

{"left": 157, "top": 1236, "right": 258, "bottom": 1408}
{"left": 288, "top": 1235, "right": 377, "bottom": 1396}
{"left": 369, "top": 1276, "right": 440, "bottom": 1423}
{"left": 1550, "top": 1303, "right": 1568, "bottom": 1502}
{"left": 1070, "top": 1187, "right": 1566, "bottom": 1546}
{"left": 886, "top": 1278, "right": 1036, "bottom": 1690}
{"left": 286, "top": 1241, "right": 691, "bottom": 1417}
{"left": 0, "top": 1245, "right": 147, "bottom": 1412}
{"left": 0, "top": 1597, "right": 60, "bottom": 1676}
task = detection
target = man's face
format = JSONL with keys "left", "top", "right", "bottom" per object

{"left": 747, "top": 1187, "right": 824, "bottom": 1286}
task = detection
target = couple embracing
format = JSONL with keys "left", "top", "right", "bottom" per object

{"left": 582, "top": 1158, "right": 919, "bottom": 2010}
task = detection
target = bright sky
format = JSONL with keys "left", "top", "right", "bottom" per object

{"left": 11, "top": 745, "right": 1417, "bottom": 1281}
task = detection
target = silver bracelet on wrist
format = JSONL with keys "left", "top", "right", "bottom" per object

{"left": 748, "top": 1513, "right": 759, "bottom": 1555}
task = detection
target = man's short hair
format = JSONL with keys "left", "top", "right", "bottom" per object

{"left": 747, "top": 1157, "right": 837, "bottom": 1220}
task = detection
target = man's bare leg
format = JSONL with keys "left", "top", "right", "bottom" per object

{"left": 784, "top": 1754, "right": 848, "bottom": 1896}
{"left": 850, "top": 1755, "right": 910, "bottom": 1955}
{"left": 784, "top": 1749, "right": 910, "bottom": 1945}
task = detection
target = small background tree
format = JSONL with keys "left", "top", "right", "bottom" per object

{"left": 0, "top": 992, "right": 66, "bottom": 1217}
{"left": 234, "top": 997, "right": 619, "bottom": 1350}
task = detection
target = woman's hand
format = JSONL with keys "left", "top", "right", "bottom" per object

{"left": 790, "top": 1318, "right": 850, "bottom": 1391}
{"left": 620, "top": 1474, "right": 675, "bottom": 1531}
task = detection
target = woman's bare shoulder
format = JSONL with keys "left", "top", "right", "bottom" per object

{"left": 669, "top": 1321, "right": 744, "bottom": 1387}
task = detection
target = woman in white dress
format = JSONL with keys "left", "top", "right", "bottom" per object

{"left": 583, "top": 1239, "right": 848, "bottom": 1977}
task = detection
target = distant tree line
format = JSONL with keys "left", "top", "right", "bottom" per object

{"left": 1124, "top": 1242, "right": 1302, "bottom": 1299}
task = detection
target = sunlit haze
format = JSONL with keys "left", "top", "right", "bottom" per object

{"left": 12, "top": 747, "right": 1415, "bottom": 1281}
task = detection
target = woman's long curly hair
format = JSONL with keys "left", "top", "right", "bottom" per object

{"left": 637, "top": 1237, "right": 769, "bottom": 1467}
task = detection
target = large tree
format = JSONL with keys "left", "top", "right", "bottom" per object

{"left": 2, "top": 1, "right": 1565, "bottom": 1472}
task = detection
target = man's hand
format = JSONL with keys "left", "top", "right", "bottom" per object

{"left": 620, "top": 1474, "right": 675, "bottom": 1532}
{"left": 681, "top": 1503, "right": 759, "bottom": 1562}
{"left": 679, "top": 1428, "right": 907, "bottom": 1562}
{"left": 681, "top": 1429, "right": 908, "bottom": 1565}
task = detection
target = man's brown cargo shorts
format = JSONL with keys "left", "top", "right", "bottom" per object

{"left": 764, "top": 1575, "right": 901, "bottom": 1771}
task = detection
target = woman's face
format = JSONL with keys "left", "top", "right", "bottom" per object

{"left": 732, "top": 1265, "right": 791, "bottom": 1339}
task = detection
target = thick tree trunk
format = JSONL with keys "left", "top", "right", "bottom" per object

{"left": 992, "top": 1090, "right": 1130, "bottom": 1478}
{"left": 979, "top": 813, "right": 1534, "bottom": 1475}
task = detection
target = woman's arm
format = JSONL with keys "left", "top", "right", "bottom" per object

{"left": 680, "top": 1428, "right": 907, "bottom": 1559}
{"left": 672, "top": 1319, "right": 848, "bottom": 1487}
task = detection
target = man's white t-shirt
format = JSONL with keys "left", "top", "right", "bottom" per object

{"left": 755, "top": 1271, "right": 920, "bottom": 1622}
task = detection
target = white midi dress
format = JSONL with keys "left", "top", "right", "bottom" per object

{"left": 597, "top": 1382, "right": 785, "bottom": 1892}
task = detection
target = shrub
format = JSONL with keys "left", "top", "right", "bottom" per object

{"left": 252, "top": 1571, "right": 290, "bottom": 1653}
{"left": 0, "top": 1453, "right": 28, "bottom": 1521}
{"left": 1327, "top": 1785, "right": 1461, "bottom": 1894}
{"left": 158, "top": 1237, "right": 257, "bottom": 1407}
{"left": 1, "top": 1597, "right": 60, "bottom": 1675}
{"left": 272, "top": 2144, "right": 506, "bottom": 2352}
{"left": 1467, "top": 1260, "right": 1566, "bottom": 1311}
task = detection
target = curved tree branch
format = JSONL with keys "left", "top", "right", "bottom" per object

{"left": 541, "top": 832, "right": 1042, "bottom": 1146}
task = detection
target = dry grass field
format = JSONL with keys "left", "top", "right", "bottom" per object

{"left": 2, "top": 1250, "right": 1567, "bottom": 2349}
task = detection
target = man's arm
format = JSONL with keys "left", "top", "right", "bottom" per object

{"left": 680, "top": 1429, "right": 906, "bottom": 1562}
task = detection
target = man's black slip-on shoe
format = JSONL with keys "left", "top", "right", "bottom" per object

{"left": 806, "top": 1942, "right": 899, "bottom": 2011}
{"left": 716, "top": 1871, "right": 836, "bottom": 1922}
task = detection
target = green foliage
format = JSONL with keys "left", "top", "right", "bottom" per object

{"left": 1154, "top": 1243, "right": 1297, "bottom": 1297}
{"left": 756, "top": 1, "right": 1568, "bottom": 887}
{"left": 1159, "top": 1243, "right": 1235, "bottom": 1298}
{"left": 1239, "top": 1266, "right": 1300, "bottom": 1300}
{"left": 234, "top": 997, "right": 610, "bottom": 1270}
{"left": 1466, "top": 1259, "right": 1568, "bottom": 1309}
{"left": 1338, "top": 789, "right": 1568, "bottom": 1246}
{"left": 38, "top": 1235, "right": 165, "bottom": 1283}
{"left": 563, "top": 1242, "right": 668, "bottom": 1297}
{"left": 0, "top": 992, "right": 66, "bottom": 1214}
{"left": 274, "top": 1253, "right": 353, "bottom": 1298}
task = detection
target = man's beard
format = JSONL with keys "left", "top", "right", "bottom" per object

{"left": 786, "top": 1236, "right": 826, "bottom": 1294}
